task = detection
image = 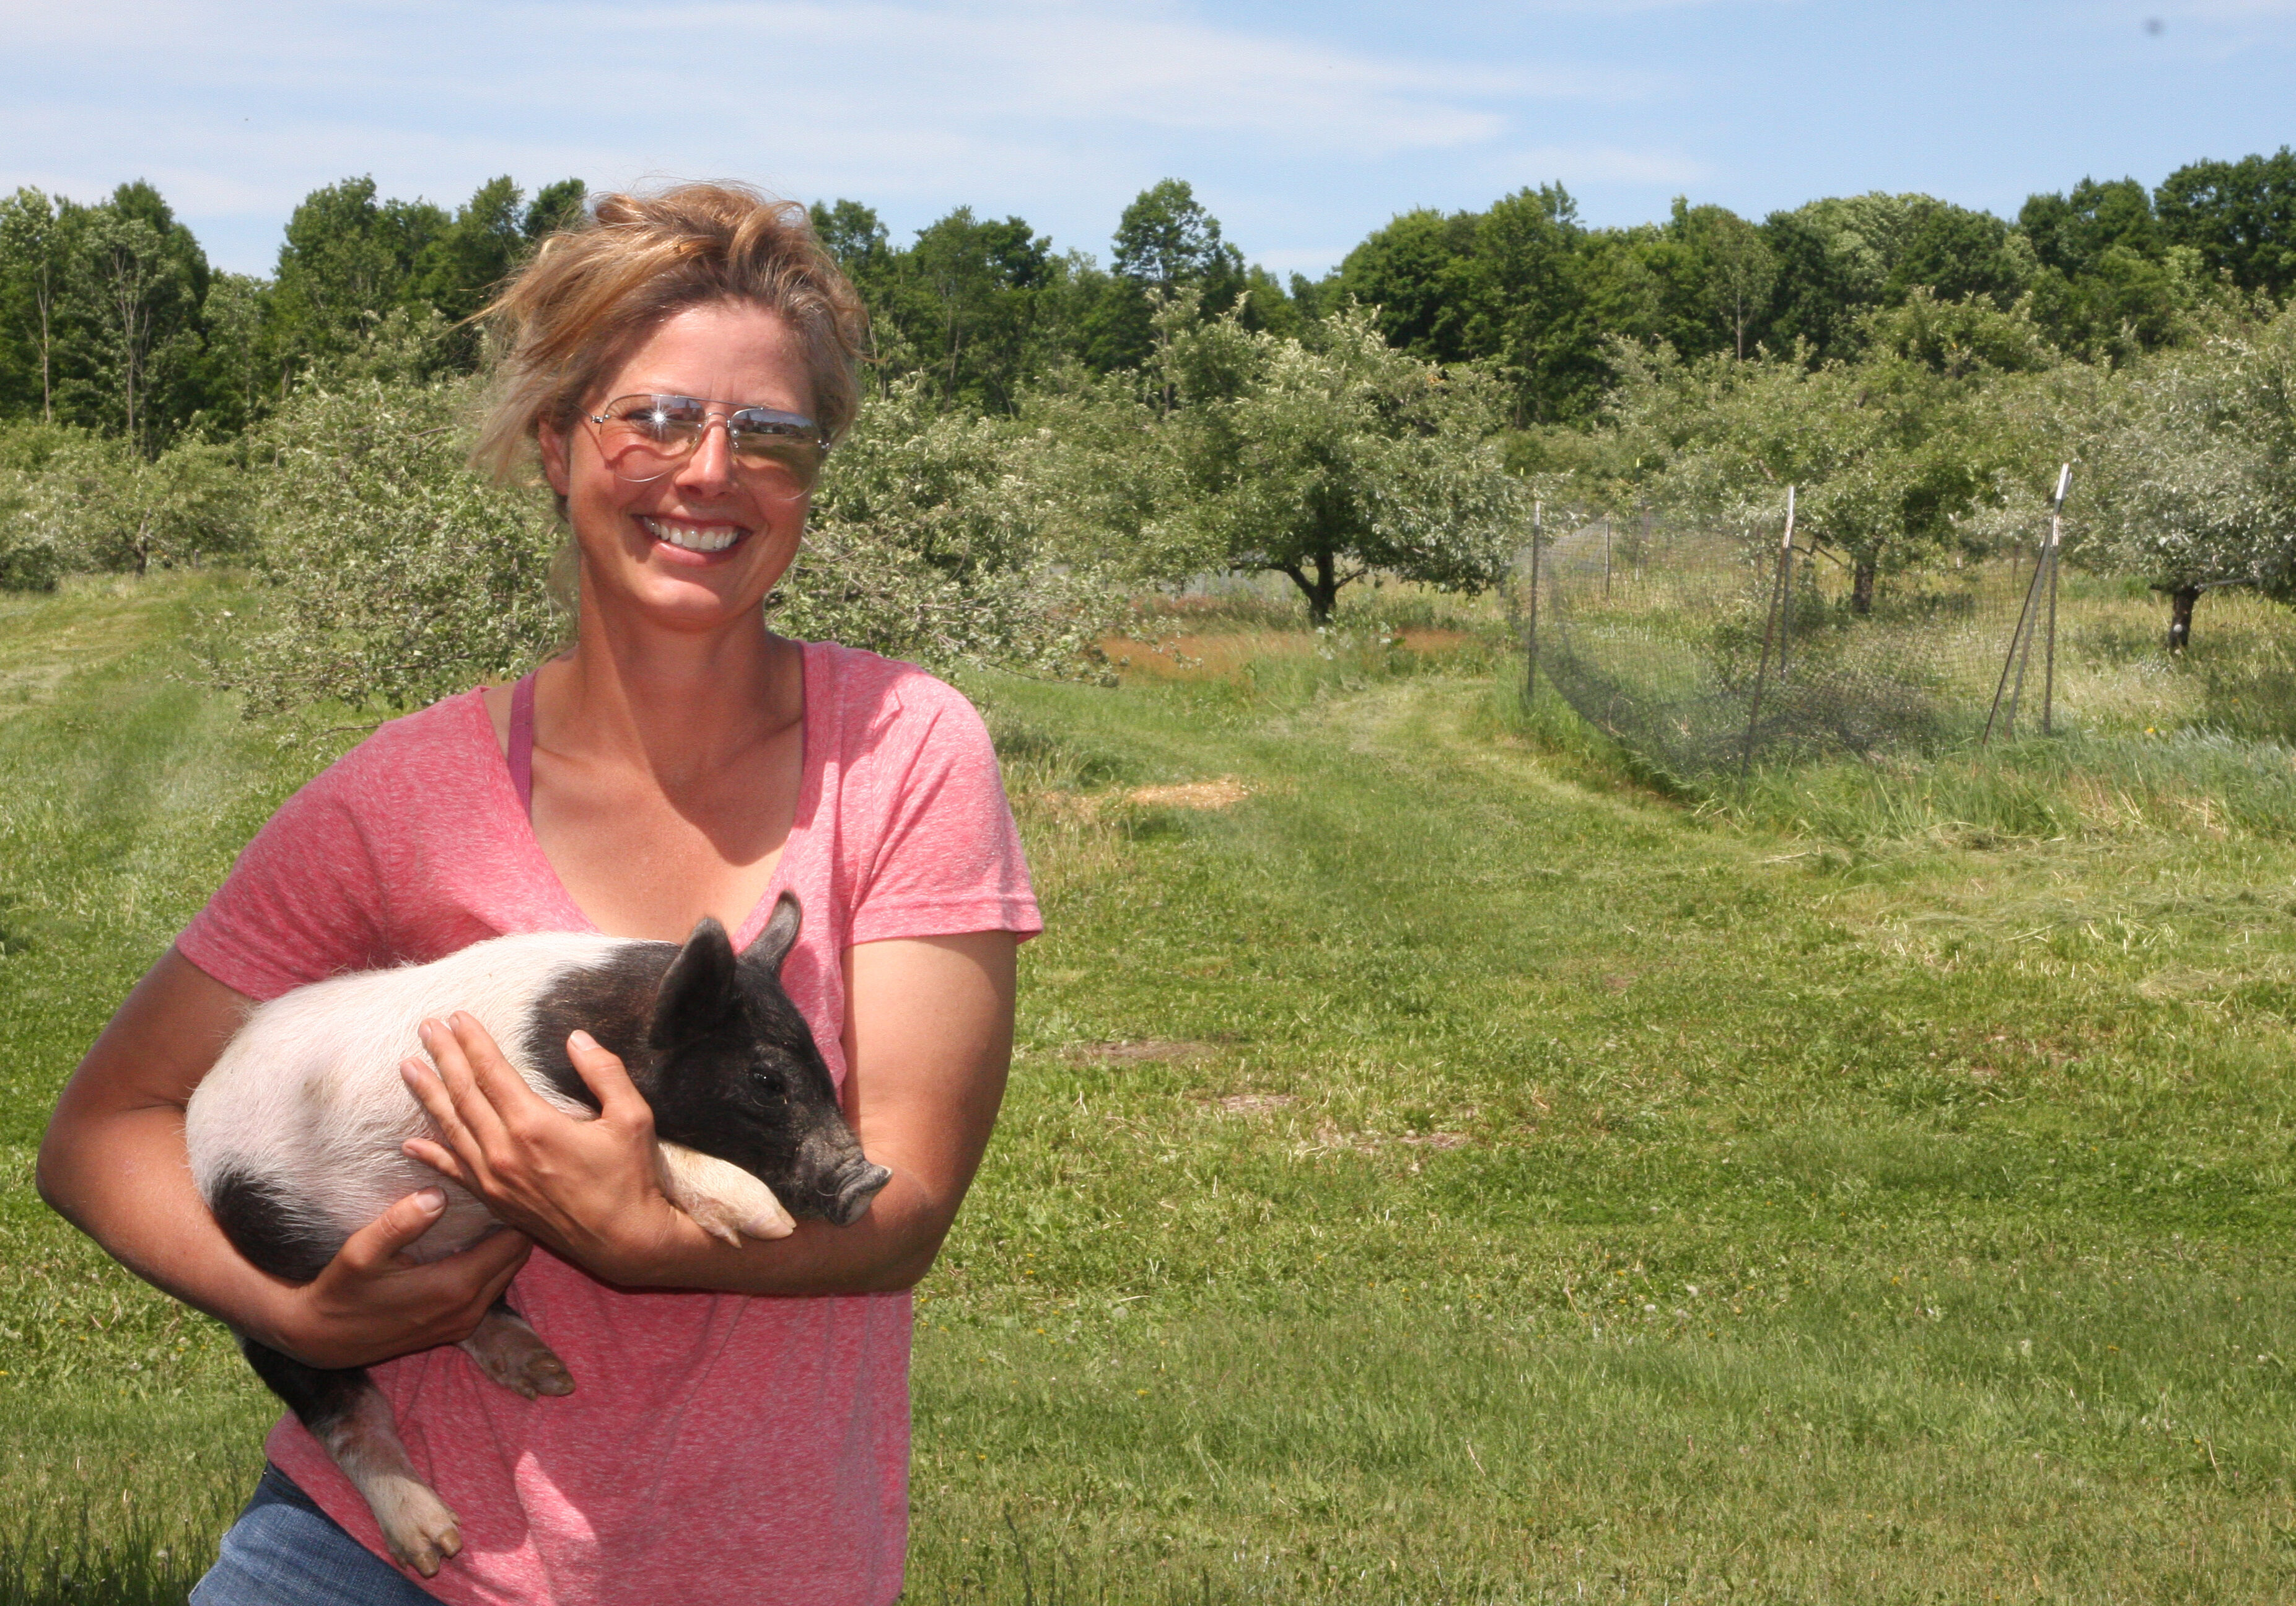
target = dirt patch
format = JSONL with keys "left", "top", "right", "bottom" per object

{"left": 1299, "top": 1123, "right": 1471, "bottom": 1154}
{"left": 1067, "top": 1039, "right": 1216, "bottom": 1066}
{"left": 1098, "top": 633, "right": 1315, "bottom": 682}
{"left": 1396, "top": 628, "right": 1472, "bottom": 654}
{"left": 1216, "top": 1093, "right": 1297, "bottom": 1115}
{"left": 1128, "top": 778, "right": 1251, "bottom": 810}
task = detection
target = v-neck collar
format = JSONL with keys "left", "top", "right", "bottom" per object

{"left": 470, "top": 642, "right": 822, "bottom": 950}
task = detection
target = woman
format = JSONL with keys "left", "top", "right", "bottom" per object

{"left": 35, "top": 183, "right": 1033, "bottom": 1605}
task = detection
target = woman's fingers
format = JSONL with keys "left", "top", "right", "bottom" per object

{"left": 416, "top": 1017, "right": 515, "bottom": 1149}
{"left": 333, "top": 1185, "right": 449, "bottom": 1276}
{"left": 567, "top": 1030, "right": 654, "bottom": 1131}
{"left": 401, "top": 1131, "right": 475, "bottom": 1188}
{"left": 400, "top": 1055, "right": 495, "bottom": 1189}
{"left": 287, "top": 1206, "right": 535, "bottom": 1366}
{"left": 442, "top": 1012, "right": 553, "bottom": 1130}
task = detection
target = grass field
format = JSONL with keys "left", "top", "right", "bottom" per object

{"left": 7, "top": 573, "right": 2296, "bottom": 1602}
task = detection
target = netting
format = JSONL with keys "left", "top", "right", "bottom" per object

{"left": 1514, "top": 512, "right": 2074, "bottom": 776}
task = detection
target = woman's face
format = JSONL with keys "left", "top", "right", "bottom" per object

{"left": 540, "top": 301, "right": 817, "bottom": 636}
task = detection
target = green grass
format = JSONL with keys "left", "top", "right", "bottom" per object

{"left": 11, "top": 573, "right": 2296, "bottom": 1600}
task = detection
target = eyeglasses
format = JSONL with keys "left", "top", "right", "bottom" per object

{"left": 584, "top": 395, "right": 828, "bottom": 501}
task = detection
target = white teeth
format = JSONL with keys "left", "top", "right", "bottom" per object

{"left": 643, "top": 517, "right": 742, "bottom": 553}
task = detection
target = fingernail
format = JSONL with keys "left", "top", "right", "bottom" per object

{"left": 414, "top": 1188, "right": 446, "bottom": 1213}
{"left": 569, "top": 1029, "right": 597, "bottom": 1052}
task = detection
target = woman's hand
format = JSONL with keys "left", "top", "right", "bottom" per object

{"left": 253, "top": 1190, "right": 533, "bottom": 1369}
{"left": 399, "top": 1014, "right": 696, "bottom": 1285}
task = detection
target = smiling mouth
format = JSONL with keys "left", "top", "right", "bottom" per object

{"left": 642, "top": 516, "right": 746, "bottom": 555}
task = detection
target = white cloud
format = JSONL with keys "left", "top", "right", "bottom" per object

{"left": 4, "top": 0, "right": 1673, "bottom": 269}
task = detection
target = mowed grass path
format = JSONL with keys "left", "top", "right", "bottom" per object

{"left": 5, "top": 576, "right": 2296, "bottom": 1602}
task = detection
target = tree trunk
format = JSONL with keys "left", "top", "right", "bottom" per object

{"left": 2167, "top": 584, "right": 2201, "bottom": 652}
{"left": 1279, "top": 555, "right": 1342, "bottom": 625}
{"left": 1851, "top": 559, "right": 1877, "bottom": 616}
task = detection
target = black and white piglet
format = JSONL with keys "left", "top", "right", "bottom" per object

{"left": 183, "top": 892, "right": 890, "bottom": 1576}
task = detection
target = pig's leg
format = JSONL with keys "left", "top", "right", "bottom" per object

{"left": 457, "top": 1297, "right": 575, "bottom": 1399}
{"left": 240, "top": 1338, "right": 462, "bottom": 1577}
{"left": 655, "top": 1141, "right": 794, "bottom": 1243}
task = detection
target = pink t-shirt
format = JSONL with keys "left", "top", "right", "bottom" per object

{"left": 177, "top": 641, "right": 1040, "bottom": 1606}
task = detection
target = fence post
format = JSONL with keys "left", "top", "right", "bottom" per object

{"left": 1737, "top": 488, "right": 1798, "bottom": 790}
{"left": 1778, "top": 486, "right": 1796, "bottom": 683}
{"left": 2041, "top": 463, "right": 2071, "bottom": 737}
{"left": 1524, "top": 501, "right": 1543, "bottom": 703}
{"left": 1983, "top": 467, "right": 2067, "bottom": 749}
{"left": 1603, "top": 516, "right": 1613, "bottom": 600}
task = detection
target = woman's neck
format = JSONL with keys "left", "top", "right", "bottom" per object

{"left": 543, "top": 605, "right": 803, "bottom": 792}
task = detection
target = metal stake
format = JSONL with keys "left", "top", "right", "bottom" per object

{"left": 1524, "top": 501, "right": 1543, "bottom": 703}
{"left": 1983, "top": 466, "right": 2069, "bottom": 749}
{"left": 2041, "top": 463, "right": 2071, "bottom": 736}
{"left": 1778, "top": 486, "right": 1796, "bottom": 683}
{"left": 1737, "top": 488, "right": 1798, "bottom": 790}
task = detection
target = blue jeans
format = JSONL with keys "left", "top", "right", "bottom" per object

{"left": 192, "top": 1465, "right": 440, "bottom": 1605}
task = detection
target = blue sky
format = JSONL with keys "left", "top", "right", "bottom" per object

{"left": 4, "top": 0, "right": 2291, "bottom": 279}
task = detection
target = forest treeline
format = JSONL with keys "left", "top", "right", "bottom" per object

{"left": 3, "top": 153, "right": 2295, "bottom": 699}
{"left": 5, "top": 152, "right": 2292, "bottom": 448}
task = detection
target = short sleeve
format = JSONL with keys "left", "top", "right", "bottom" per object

{"left": 176, "top": 756, "right": 393, "bottom": 1001}
{"left": 846, "top": 682, "right": 1041, "bottom": 947}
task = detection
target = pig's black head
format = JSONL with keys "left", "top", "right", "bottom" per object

{"left": 640, "top": 895, "right": 890, "bottom": 1227}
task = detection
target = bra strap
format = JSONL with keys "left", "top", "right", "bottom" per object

{"left": 508, "top": 671, "right": 538, "bottom": 818}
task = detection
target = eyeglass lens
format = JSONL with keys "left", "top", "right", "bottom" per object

{"left": 593, "top": 396, "right": 824, "bottom": 498}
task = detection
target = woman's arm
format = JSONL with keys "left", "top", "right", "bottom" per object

{"left": 36, "top": 947, "right": 534, "bottom": 1369}
{"left": 398, "top": 930, "right": 1017, "bottom": 1294}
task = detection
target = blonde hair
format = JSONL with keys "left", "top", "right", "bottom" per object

{"left": 471, "top": 182, "right": 869, "bottom": 488}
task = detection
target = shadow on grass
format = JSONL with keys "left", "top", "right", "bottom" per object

{"left": 0, "top": 1507, "right": 217, "bottom": 1606}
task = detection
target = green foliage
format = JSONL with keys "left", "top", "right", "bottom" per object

{"left": 0, "top": 189, "right": 71, "bottom": 426}
{"left": 0, "top": 423, "right": 249, "bottom": 591}
{"left": 269, "top": 177, "right": 444, "bottom": 375}
{"left": 1593, "top": 317, "right": 2044, "bottom": 598}
{"left": 56, "top": 185, "right": 211, "bottom": 455}
{"left": 201, "top": 378, "right": 562, "bottom": 714}
{"left": 784, "top": 377, "right": 1123, "bottom": 673}
{"left": 269, "top": 173, "right": 582, "bottom": 388}
{"left": 2155, "top": 145, "right": 2296, "bottom": 299}
{"left": 1156, "top": 302, "right": 1527, "bottom": 621}
{"left": 2077, "top": 301, "right": 2296, "bottom": 599}
{"left": 12, "top": 434, "right": 248, "bottom": 581}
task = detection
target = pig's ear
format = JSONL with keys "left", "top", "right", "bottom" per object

{"left": 741, "top": 892, "right": 804, "bottom": 976}
{"left": 650, "top": 918, "right": 740, "bottom": 1047}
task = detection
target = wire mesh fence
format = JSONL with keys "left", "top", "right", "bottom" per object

{"left": 1513, "top": 502, "right": 2080, "bottom": 778}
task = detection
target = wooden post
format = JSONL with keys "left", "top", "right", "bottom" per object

{"left": 1603, "top": 516, "right": 1613, "bottom": 600}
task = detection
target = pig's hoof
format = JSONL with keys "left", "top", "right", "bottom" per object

{"left": 659, "top": 1146, "right": 795, "bottom": 1242}
{"left": 462, "top": 1322, "right": 577, "bottom": 1400}
{"left": 377, "top": 1485, "right": 462, "bottom": 1577}
{"left": 686, "top": 1188, "right": 794, "bottom": 1244}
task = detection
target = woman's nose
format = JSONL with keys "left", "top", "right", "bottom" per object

{"left": 673, "top": 417, "right": 738, "bottom": 493}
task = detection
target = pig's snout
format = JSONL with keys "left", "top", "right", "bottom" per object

{"left": 825, "top": 1160, "right": 892, "bottom": 1226}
